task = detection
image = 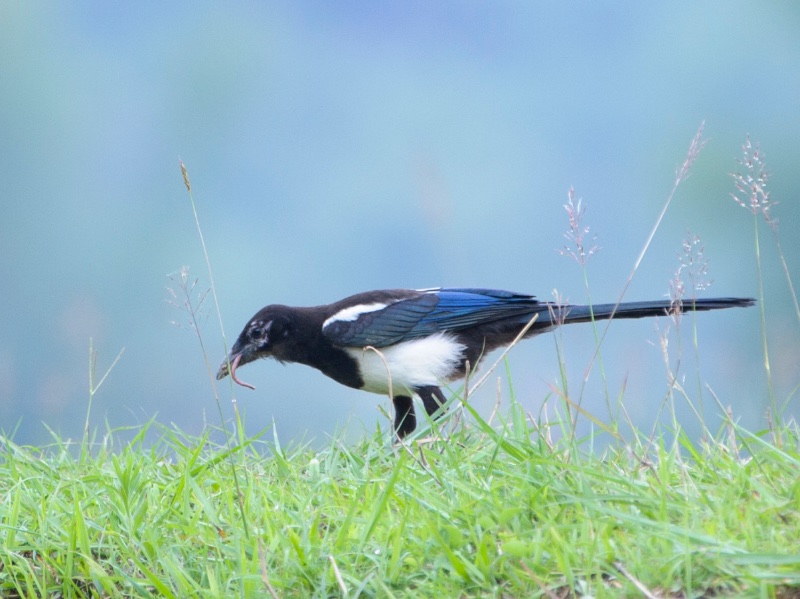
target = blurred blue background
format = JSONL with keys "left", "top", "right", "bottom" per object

{"left": 1, "top": 2, "right": 798, "bottom": 447}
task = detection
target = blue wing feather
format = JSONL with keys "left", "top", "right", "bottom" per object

{"left": 323, "top": 288, "right": 541, "bottom": 348}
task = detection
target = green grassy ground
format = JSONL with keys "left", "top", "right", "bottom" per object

{"left": 1, "top": 407, "right": 799, "bottom": 598}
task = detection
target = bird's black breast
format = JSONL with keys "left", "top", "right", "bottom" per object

{"left": 308, "top": 342, "right": 365, "bottom": 390}
{"left": 274, "top": 306, "right": 368, "bottom": 390}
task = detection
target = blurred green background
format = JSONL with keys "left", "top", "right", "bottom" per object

{"left": 1, "top": 2, "right": 798, "bottom": 447}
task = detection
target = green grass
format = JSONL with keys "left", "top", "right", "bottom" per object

{"left": 1, "top": 409, "right": 799, "bottom": 598}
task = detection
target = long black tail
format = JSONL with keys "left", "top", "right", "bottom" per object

{"left": 533, "top": 297, "right": 755, "bottom": 330}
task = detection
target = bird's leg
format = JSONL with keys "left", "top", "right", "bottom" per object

{"left": 416, "top": 385, "right": 447, "bottom": 417}
{"left": 392, "top": 395, "right": 417, "bottom": 439}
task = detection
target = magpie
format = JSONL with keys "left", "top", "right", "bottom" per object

{"left": 216, "top": 288, "right": 754, "bottom": 439}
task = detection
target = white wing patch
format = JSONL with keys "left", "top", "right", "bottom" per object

{"left": 345, "top": 332, "right": 465, "bottom": 396}
{"left": 322, "top": 303, "right": 388, "bottom": 330}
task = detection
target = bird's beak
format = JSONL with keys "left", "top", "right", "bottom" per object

{"left": 216, "top": 350, "right": 256, "bottom": 390}
{"left": 215, "top": 355, "right": 233, "bottom": 380}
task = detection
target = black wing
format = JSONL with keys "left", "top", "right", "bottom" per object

{"left": 321, "top": 288, "right": 541, "bottom": 347}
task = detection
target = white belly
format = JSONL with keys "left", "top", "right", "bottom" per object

{"left": 344, "top": 332, "right": 466, "bottom": 396}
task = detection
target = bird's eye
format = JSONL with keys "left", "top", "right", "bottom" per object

{"left": 248, "top": 320, "right": 272, "bottom": 344}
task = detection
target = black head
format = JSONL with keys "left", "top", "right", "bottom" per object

{"left": 215, "top": 305, "right": 294, "bottom": 388}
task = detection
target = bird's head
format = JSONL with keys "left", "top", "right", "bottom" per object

{"left": 215, "top": 306, "right": 293, "bottom": 389}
